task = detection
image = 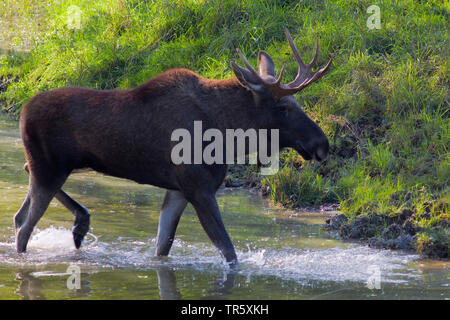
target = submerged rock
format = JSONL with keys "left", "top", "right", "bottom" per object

{"left": 368, "top": 237, "right": 385, "bottom": 249}
{"left": 417, "top": 238, "right": 450, "bottom": 259}
{"left": 381, "top": 223, "right": 403, "bottom": 239}
{"left": 324, "top": 214, "right": 348, "bottom": 230}
{"left": 396, "top": 208, "right": 414, "bottom": 223}
{"left": 337, "top": 216, "right": 379, "bottom": 240}
{"left": 223, "top": 177, "right": 245, "bottom": 188}
{"left": 368, "top": 234, "right": 416, "bottom": 251}
{"left": 402, "top": 220, "right": 418, "bottom": 235}
{"left": 396, "top": 234, "right": 417, "bottom": 250}
{"left": 321, "top": 209, "right": 450, "bottom": 257}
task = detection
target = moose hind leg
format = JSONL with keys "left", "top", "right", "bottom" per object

{"left": 156, "top": 190, "right": 188, "bottom": 256}
{"left": 54, "top": 190, "right": 90, "bottom": 249}
{"left": 14, "top": 191, "right": 31, "bottom": 230}
{"left": 16, "top": 175, "right": 67, "bottom": 253}
{"left": 15, "top": 164, "right": 33, "bottom": 229}
{"left": 23, "top": 162, "right": 90, "bottom": 249}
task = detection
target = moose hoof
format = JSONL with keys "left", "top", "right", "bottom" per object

{"left": 227, "top": 258, "right": 239, "bottom": 270}
{"left": 16, "top": 227, "right": 32, "bottom": 253}
{"left": 73, "top": 232, "right": 85, "bottom": 249}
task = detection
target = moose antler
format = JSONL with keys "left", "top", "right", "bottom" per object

{"left": 236, "top": 26, "right": 334, "bottom": 100}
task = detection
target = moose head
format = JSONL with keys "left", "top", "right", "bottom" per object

{"left": 230, "top": 27, "right": 333, "bottom": 162}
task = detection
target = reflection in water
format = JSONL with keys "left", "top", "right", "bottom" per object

{"left": 14, "top": 268, "right": 92, "bottom": 300}
{"left": 12, "top": 264, "right": 238, "bottom": 300}
{"left": 15, "top": 271, "right": 45, "bottom": 300}
{"left": 157, "top": 266, "right": 181, "bottom": 300}
{"left": 207, "top": 270, "right": 236, "bottom": 298}
{"left": 157, "top": 267, "right": 236, "bottom": 300}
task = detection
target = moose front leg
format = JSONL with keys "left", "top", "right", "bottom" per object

{"left": 155, "top": 190, "right": 188, "bottom": 256}
{"left": 190, "top": 191, "right": 238, "bottom": 267}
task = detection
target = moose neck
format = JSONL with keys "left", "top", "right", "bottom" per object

{"left": 201, "top": 77, "right": 264, "bottom": 132}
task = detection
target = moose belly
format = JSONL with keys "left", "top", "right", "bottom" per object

{"left": 84, "top": 157, "right": 180, "bottom": 190}
{"left": 75, "top": 136, "right": 180, "bottom": 190}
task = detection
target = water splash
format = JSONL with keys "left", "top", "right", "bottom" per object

{"left": 28, "top": 226, "right": 75, "bottom": 252}
{"left": 0, "top": 227, "right": 421, "bottom": 285}
{"left": 238, "top": 246, "right": 420, "bottom": 284}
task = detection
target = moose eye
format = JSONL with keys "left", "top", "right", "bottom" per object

{"left": 278, "top": 106, "right": 289, "bottom": 117}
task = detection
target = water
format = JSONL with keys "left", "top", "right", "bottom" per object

{"left": 0, "top": 115, "right": 448, "bottom": 299}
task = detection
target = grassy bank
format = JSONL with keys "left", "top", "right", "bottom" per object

{"left": 0, "top": 0, "right": 448, "bottom": 258}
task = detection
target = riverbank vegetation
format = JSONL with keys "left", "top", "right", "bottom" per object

{"left": 0, "top": 0, "right": 448, "bottom": 258}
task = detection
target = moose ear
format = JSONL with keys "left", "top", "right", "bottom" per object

{"left": 257, "top": 51, "right": 275, "bottom": 77}
{"left": 230, "top": 61, "right": 265, "bottom": 93}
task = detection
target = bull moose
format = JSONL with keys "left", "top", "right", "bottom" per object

{"left": 14, "top": 27, "right": 333, "bottom": 266}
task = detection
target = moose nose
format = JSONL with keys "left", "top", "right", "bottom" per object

{"left": 314, "top": 150, "right": 326, "bottom": 161}
{"left": 314, "top": 140, "right": 329, "bottom": 162}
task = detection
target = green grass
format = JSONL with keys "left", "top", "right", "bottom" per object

{"left": 0, "top": 0, "right": 448, "bottom": 257}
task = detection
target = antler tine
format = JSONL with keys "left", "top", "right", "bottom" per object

{"left": 293, "top": 52, "right": 334, "bottom": 91}
{"left": 275, "top": 66, "right": 285, "bottom": 84}
{"left": 284, "top": 27, "right": 333, "bottom": 90}
{"left": 284, "top": 26, "right": 313, "bottom": 88}
{"left": 319, "top": 53, "right": 334, "bottom": 75}
{"left": 283, "top": 26, "right": 306, "bottom": 68}
{"left": 309, "top": 38, "right": 319, "bottom": 66}
{"left": 307, "top": 53, "right": 334, "bottom": 84}
{"left": 236, "top": 48, "right": 265, "bottom": 84}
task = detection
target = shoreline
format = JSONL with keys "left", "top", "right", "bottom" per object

{"left": 224, "top": 165, "right": 449, "bottom": 260}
